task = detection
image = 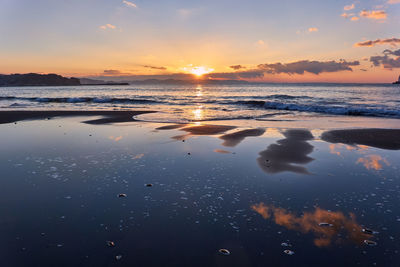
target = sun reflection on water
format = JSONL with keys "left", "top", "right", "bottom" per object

{"left": 192, "top": 106, "right": 203, "bottom": 121}
{"left": 196, "top": 85, "right": 203, "bottom": 97}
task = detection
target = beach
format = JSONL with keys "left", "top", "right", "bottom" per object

{"left": 0, "top": 106, "right": 399, "bottom": 266}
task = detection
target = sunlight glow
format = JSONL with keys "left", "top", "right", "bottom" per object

{"left": 192, "top": 106, "right": 203, "bottom": 120}
{"left": 183, "top": 66, "right": 214, "bottom": 77}
{"left": 196, "top": 85, "right": 203, "bottom": 97}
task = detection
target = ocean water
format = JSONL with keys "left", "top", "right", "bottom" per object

{"left": 1, "top": 84, "right": 400, "bottom": 123}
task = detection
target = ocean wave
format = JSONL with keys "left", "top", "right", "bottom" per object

{"left": 234, "top": 100, "right": 400, "bottom": 118}
{"left": 1, "top": 95, "right": 400, "bottom": 118}
{"left": 0, "top": 96, "right": 161, "bottom": 104}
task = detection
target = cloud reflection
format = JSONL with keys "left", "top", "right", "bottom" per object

{"left": 109, "top": 135, "right": 123, "bottom": 142}
{"left": 357, "top": 155, "right": 390, "bottom": 170}
{"left": 257, "top": 129, "right": 314, "bottom": 174}
{"left": 251, "top": 203, "right": 372, "bottom": 247}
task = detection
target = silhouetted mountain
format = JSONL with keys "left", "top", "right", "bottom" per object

{"left": 0, "top": 73, "right": 81, "bottom": 86}
{"left": 79, "top": 78, "right": 129, "bottom": 85}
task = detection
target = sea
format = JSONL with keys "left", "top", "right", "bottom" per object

{"left": 1, "top": 83, "right": 400, "bottom": 123}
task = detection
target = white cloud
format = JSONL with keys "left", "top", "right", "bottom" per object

{"left": 123, "top": 0, "right": 137, "bottom": 8}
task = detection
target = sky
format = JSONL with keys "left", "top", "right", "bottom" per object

{"left": 0, "top": 0, "right": 399, "bottom": 83}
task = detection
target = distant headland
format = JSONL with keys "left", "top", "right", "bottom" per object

{"left": 0, "top": 73, "right": 128, "bottom": 87}
{"left": 393, "top": 75, "right": 400, "bottom": 85}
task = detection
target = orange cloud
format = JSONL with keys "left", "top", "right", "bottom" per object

{"left": 308, "top": 27, "right": 318, "bottom": 32}
{"left": 354, "top": 37, "right": 400, "bottom": 47}
{"left": 344, "top": 4, "right": 355, "bottom": 11}
{"left": 356, "top": 154, "right": 390, "bottom": 170}
{"left": 99, "top": 24, "right": 116, "bottom": 30}
{"left": 359, "top": 10, "right": 387, "bottom": 20}
{"left": 251, "top": 203, "right": 373, "bottom": 247}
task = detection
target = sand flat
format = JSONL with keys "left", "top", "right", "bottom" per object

{"left": 321, "top": 128, "right": 400, "bottom": 150}
{"left": 0, "top": 110, "right": 155, "bottom": 125}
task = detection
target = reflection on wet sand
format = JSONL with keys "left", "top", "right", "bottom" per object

{"left": 171, "top": 124, "right": 236, "bottom": 140}
{"left": 328, "top": 143, "right": 369, "bottom": 156}
{"left": 109, "top": 135, "right": 123, "bottom": 142}
{"left": 214, "top": 149, "right": 232, "bottom": 154}
{"left": 321, "top": 129, "right": 400, "bottom": 150}
{"left": 257, "top": 129, "right": 314, "bottom": 174}
{"left": 251, "top": 203, "right": 373, "bottom": 247}
{"left": 219, "top": 128, "right": 265, "bottom": 147}
{"left": 357, "top": 155, "right": 390, "bottom": 171}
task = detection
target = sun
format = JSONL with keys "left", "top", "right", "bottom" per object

{"left": 183, "top": 66, "right": 214, "bottom": 77}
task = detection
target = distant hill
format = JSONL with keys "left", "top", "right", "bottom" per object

{"left": 0, "top": 73, "right": 81, "bottom": 86}
{"left": 393, "top": 75, "right": 400, "bottom": 85}
{"left": 79, "top": 78, "right": 129, "bottom": 85}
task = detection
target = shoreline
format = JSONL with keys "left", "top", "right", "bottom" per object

{"left": 0, "top": 110, "right": 155, "bottom": 125}
{"left": 1, "top": 110, "right": 400, "bottom": 150}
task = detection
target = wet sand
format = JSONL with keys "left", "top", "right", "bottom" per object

{"left": 321, "top": 128, "right": 400, "bottom": 150}
{"left": 0, "top": 110, "right": 155, "bottom": 125}
{"left": 0, "top": 117, "right": 399, "bottom": 266}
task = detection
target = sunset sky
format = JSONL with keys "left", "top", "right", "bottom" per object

{"left": 0, "top": 0, "right": 399, "bottom": 82}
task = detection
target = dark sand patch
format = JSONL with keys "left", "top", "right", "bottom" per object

{"left": 170, "top": 125, "right": 236, "bottom": 141}
{"left": 0, "top": 110, "right": 154, "bottom": 125}
{"left": 155, "top": 124, "right": 187, "bottom": 130}
{"left": 257, "top": 129, "right": 314, "bottom": 174}
{"left": 321, "top": 129, "right": 400, "bottom": 150}
{"left": 180, "top": 125, "right": 236, "bottom": 135}
{"left": 220, "top": 128, "right": 265, "bottom": 147}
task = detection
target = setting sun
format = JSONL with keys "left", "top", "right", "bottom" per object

{"left": 183, "top": 66, "right": 214, "bottom": 77}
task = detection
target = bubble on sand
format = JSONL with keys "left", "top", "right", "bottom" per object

{"left": 284, "top": 250, "right": 295, "bottom": 255}
{"left": 362, "top": 228, "right": 378, "bottom": 235}
{"left": 319, "top": 222, "right": 333, "bottom": 227}
{"left": 219, "top": 248, "right": 231, "bottom": 255}
{"left": 364, "top": 240, "right": 377, "bottom": 246}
